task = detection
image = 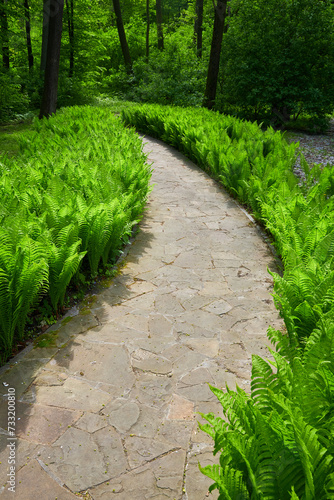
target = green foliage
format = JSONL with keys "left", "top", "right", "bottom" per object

{"left": 122, "top": 103, "right": 334, "bottom": 498}
{"left": 121, "top": 104, "right": 298, "bottom": 216}
{"left": 217, "top": 0, "right": 334, "bottom": 124}
{"left": 127, "top": 30, "right": 207, "bottom": 106}
{"left": 199, "top": 319, "right": 334, "bottom": 498}
{"left": 0, "top": 106, "right": 151, "bottom": 364}
{"left": 0, "top": 70, "right": 30, "bottom": 123}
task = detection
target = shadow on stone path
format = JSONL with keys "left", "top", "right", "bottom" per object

{"left": 0, "top": 136, "right": 283, "bottom": 499}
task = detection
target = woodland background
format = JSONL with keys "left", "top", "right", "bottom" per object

{"left": 1, "top": 0, "right": 334, "bottom": 129}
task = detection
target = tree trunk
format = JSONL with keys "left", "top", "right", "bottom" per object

{"left": 65, "top": 0, "right": 74, "bottom": 77}
{"left": 156, "top": 0, "right": 163, "bottom": 50}
{"left": 203, "top": 0, "right": 228, "bottom": 109}
{"left": 112, "top": 0, "right": 132, "bottom": 74}
{"left": 0, "top": 0, "right": 9, "bottom": 69}
{"left": 194, "top": 0, "right": 203, "bottom": 58}
{"left": 39, "top": 0, "right": 64, "bottom": 118}
{"left": 40, "top": 0, "right": 50, "bottom": 74}
{"left": 146, "top": 0, "right": 149, "bottom": 62}
{"left": 24, "top": 0, "right": 34, "bottom": 70}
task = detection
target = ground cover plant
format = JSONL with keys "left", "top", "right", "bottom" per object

{"left": 0, "top": 105, "right": 151, "bottom": 365}
{"left": 122, "top": 103, "right": 334, "bottom": 498}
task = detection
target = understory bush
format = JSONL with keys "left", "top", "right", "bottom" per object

{"left": 0, "top": 70, "right": 30, "bottom": 123}
{"left": 0, "top": 106, "right": 151, "bottom": 364}
{"left": 122, "top": 104, "right": 334, "bottom": 498}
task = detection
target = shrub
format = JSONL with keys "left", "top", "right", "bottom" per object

{"left": 0, "top": 106, "right": 151, "bottom": 364}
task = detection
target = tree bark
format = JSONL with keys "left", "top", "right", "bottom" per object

{"left": 39, "top": 0, "right": 64, "bottom": 118}
{"left": 194, "top": 0, "right": 203, "bottom": 58}
{"left": 203, "top": 0, "right": 228, "bottom": 109}
{"left": 0, "top": 0, "right": 9, "bottom": 69}
{"left": 112, "top": 0, "right": 132, "bottom": 74}
{"left": 156, "top": 0, "right": 163, "bottom": 50}
{"left": 65, "top": 0, "right": 74, "bottom": 76}
{"left": 40, "top": 0, "right": 50, "bottom": 74}
{"left": 24, "top": 0, "right": 34, "bottom": 70}
{"left": 146, "top": 0, "right": 150, "bottom": 62}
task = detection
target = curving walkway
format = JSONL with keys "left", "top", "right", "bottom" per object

{"left": 0, "top": 136, "right": 283, "bottom": 499}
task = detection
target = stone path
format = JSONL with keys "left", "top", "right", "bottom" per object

{"left": 0, "top": 136, "right": 282, "bottom": 499}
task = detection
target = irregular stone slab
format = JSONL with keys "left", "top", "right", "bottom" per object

{"left": 203, "top": 298, "right": 233, "bottom": 315}
{"left": 167, "top": 394, "right": 195, "bottom": 421}
{"left": 39, "top": 426, "right": 127, "bottom": 491}
{"left": 0, "top": 460, "right": 81, "bottom": 499}
{"left": 156, "top": 419, "right": 192, "bottom": 448}
{"left": 127, "top": 337, "right": 175, "bottom": 356}
{"left": 177, "top": 367, "right": 216, "bottom": 402}
{"left": 49, "top": 342, "right": 135, "bottom": 388}
{"left": 107, "top": 467, "right": 156, "bottom": 497}
{"left": 0, "top": 359, "right": 47, "bottom": 400}
{"left": 168, "top": 351, "right": 208, "bottom": 381}
{"left": 35, "top": 378, "right": 111, "bottom": 412}
{"left": 120, "top": 403, "right": 162, "bottom": 439}
{"left": 122, "top": 291, "right": 156, "bottom": 311}
{"left": 15, "top": 403, "right": 80, "bottom": 444}
{"left": 184, "top": 447, "right": 219, "bottom": 500}
{"left": 33, "top": 370, "right": 67, "bottom": 386}
{"left": 90, "top": 303, "right": 132, "bottom": 324}
{"left": 48, "top": 312, "right": 99, "bottom": 341}
{"left": 124, "top": 435, "right": 180, "bottom": 468}
{"left": 178, "top": 309, "right": 225, "bottom": 333}
{"left": 181, "top": 338, "right": 220, "bottom": 358}
{"left": 104, "top": 400, "right": 140, "bottom": 433}
{"left": 75, "top": 412, "right": 108, "bottom": 433}
{"left": 148, "top": 313, "right": 173, "bottom": 337}
{"left": 115, "top": 313, "right": 149, "bottom": 333}
{"left": 173, "top": 251, "right": 214, "bottom": 269}
{"left": 129, "top": 374, "right": 174, "bottom": 409}
{"left": 131, "top": 348, "right": 172, "bottom": 375}
{"left": 82, "top": 323, "right": 147, "bottom": 343}
{"left": 0, "top": 435, "right": 38, "bottom": 489}
{"left": 154, "top": 293, "right": 185, "bottom": 315}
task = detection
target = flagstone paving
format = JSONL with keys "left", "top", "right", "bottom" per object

{"left": 0, "top": 136, "right": 283, "bottom": 499}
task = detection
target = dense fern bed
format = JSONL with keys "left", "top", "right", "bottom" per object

{"left": 0, "top": 106, "right": 151, "bottom": 365}
{"left": 122, "top": 104, "right": 334, "bottom": 499}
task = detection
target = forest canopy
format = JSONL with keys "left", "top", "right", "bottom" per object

{"left": 0, "top": 0, "right": 334, "bottom": 126}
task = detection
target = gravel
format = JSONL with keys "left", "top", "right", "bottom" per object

{"left": 285, "top": 120, "right": 334, "bottom": 182}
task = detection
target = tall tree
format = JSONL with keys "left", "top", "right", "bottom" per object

{"left": 194, "top": 0, "right": 203, "bottom": 58}
{"left": 40, "top": 0, "right": 50, "bottom": 74}
{"left": 156, "top": 0, "right": 163, "bottom": 50}
{"left": 39, "top": 0, "right": 64, "bottom": 118}
{"left": 146, "top": 0, "right": 150, "bottom": 62}
{"left": 24, "top": 0, "right": 34, "bottom": 70}
{"left": 112, "top": 0, "right": 132, "bottom": 73}
{"left": 0, "top": 0, "right": 10, "bottom": 69}
{"left": 65, "top": 0, "right": 74, "bottom": 76}
{"left": 203, "top": 0, "right": 228, "bottom": 109}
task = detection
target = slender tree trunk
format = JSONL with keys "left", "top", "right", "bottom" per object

{"left": 39, "top": 0, "right": 64, "bottom": 118}
{"left": 146, "top": 0, "right": 149, "bottom": 62}
{"left": 40, "top": 0, "right": 50, "bottom": 74}
{"left": 0, "top": 0, "right": 9, "bottom": 69}
{"left": 203, "top": 0, "right": 228, "bottom": 109}
{"left": 24, "top": 0, "right": 34, "bottom": 70}
{"left": 194, "top": 0, "right": 203, "bottom": 58}
{"left": 156, "top": 0, "right": 163, "bottom": 50}
{"left": 65, "top": 0, "right": 74, "bottom": 77}
{"left": 112, "top": 0, "right": 132, "bottom": 74}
